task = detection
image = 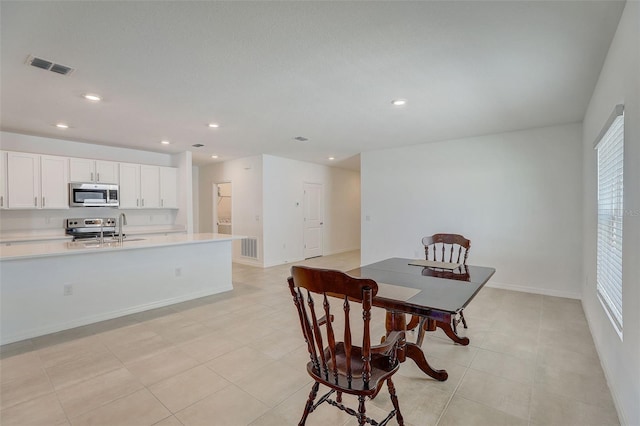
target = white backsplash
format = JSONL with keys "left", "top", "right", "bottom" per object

{"left": 0, "top": 209, "right": 178, "bottom": 234}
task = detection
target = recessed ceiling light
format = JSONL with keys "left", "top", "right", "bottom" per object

{"left": 55, "top": 123, "right": 69, "bottom": 129}
{"left": 208, "top": 123, "right": 219, "bottom": 128}
{"left": 211, "top": 155, "right": 219, "bottom": 159}
{"left": 83, "top": 94, "right": 102, "bottom": 101}
{"left": 328, "top": 157, "right": 335, "bottom": 161}
{"left": 391, "top": 99, "right": 407, "bottom": 106}
{"left": 161, "top": 140, "right": 170, "bottom": 145}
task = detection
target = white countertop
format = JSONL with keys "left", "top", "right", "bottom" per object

{"left": 0, "top": 233, "right": 243, "bottom": 261}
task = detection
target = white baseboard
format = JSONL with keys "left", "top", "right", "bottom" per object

{"left": 583, "top": 300, "right": 629, "bottom": 426}
{"left": 0, "top": 286, "right": 232, "bottom": 345}
{"left": 485, "top": 281, "right": 581, "bottom": 300}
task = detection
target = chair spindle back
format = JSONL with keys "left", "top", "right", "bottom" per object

{"left": 423, "top": 233, "right": 470, "bottom": 264}
{"left": 289, "top": 266, "right": 378, "bottom": 389}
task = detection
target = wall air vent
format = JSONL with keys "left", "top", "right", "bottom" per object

{"left": 192, "top": 144, "right": 204, "bottom": 148}
{"left": 26, "top": 55, "right": 75, "bottom": 76}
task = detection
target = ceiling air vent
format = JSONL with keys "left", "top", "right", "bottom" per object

{"left": 26, "top": 55, "right": 75, "bottom": 76}
{"left": 192, "top": 144, "right": 204, "bottom": 148}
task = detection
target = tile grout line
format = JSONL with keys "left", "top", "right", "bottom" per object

{"left": 527, "top": 294, "right": 545, "bottom": 426}
{"left": 434, "top": 351, "right": 475, "bottom": 426}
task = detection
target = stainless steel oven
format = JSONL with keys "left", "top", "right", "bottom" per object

{"left": 69, "top": 183, "right": 119, "bottom": 207}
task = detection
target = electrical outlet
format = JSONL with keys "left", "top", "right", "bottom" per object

{"left": 175, "top": 267, "right": 182, "bottom": 277}
{"left": 63, "top": 284, "right": 73, "bottom": 296}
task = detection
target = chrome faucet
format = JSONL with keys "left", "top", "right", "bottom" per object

{"left": 118, "top": 213, "right": 127, "bottom": 244}
{"left": 98, "top": 219, "right": 104, "bottom": 244}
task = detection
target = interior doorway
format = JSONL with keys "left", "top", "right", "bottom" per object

{"left": 214, "top": 182, "right": 232, "bottom": 234}
{"left": 303, "top": 182, "right": 324, "bottom": 259}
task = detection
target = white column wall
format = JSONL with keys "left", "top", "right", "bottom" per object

{"left": 361, "top": 123, "right": 583, "bottom": 298}
{"left": 581, "top": 2, "right": 640, "bottom": 425}
{"left": 261, "top": 155, "right": 360, "bottom": 267}
{"left": 197, "top": 155, "right": 264, "bottom": 266}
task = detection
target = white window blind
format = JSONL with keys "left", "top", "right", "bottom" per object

{"left": 595, "top": 105, "right": 624, "bottom": 334}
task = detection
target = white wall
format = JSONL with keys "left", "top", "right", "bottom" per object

{"left": 0, "top": 131, "right": 191, "bottom": 233}
{"left": 0, "top": 132, "right": 174, "bottom": 166}
{"left": 262, "top": 155, "right": 360, "bottom": 267}
{"left": 198, "top": 154, "right": 361, "bottom": 267}
{"left": 198, "top": 155, "right": 264, "bottom": 266}
{"left": 192, "top": 166, "right": 200, "bottom": 233}
{"left": 361, "top": 123, "right": 583, "bottom": 298}
{"left": 581, "top": 2, "right": 639, "bottom": 425}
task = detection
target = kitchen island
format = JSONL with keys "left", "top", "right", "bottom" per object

{"left": 0, "top": 233, "right": 240, "bottom": 345}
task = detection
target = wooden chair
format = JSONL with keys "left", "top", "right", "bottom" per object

{"left": 409, "top": 234, "right": 471, "bottom": 338}
{"left": 288, "top": 266, "right": 405, "bottom": 426}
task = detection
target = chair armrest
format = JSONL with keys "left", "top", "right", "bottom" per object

{"left": 370, "top": 331, "right": 405, "bottom": 355}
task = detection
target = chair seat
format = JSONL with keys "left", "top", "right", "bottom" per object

{"left": 307, "top": 342, "right": 399, "bottom": 396}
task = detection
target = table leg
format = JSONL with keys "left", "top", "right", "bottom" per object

{"left": 434, "top": 319, "right": 470, "bottom": 346}
{"left": 385, "top": 311, "right": 448, "bottom": 381}
{"left": 415, "top": 317, "right": 470, "bottom": 347}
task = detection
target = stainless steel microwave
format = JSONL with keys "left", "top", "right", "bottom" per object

{"left": 69, "top": 183, "right": 119, "bottom": 207}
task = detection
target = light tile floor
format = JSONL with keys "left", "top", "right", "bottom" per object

{"left": 0, "top": 251, "right": 619, "bottom": 425}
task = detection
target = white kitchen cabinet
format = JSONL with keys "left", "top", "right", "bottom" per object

{"left": 6, "top": 152, "right": 68, "bottom": 209}
{"left": 40, "top": 155, "right": 69, "bottom": 209}
{"left": 159, "top": 166, "right": 177, "bottom": 208}
{"left": 119, "top": 164, "right": 177, "bottom": 209}
{"left": 119, "top": 162, "right": 141, "bottom": 208}
{"left": 0, "top": 151, "right": 7, "bottom": 209}
{"left": 140, "top": 165, "right": 161, "bottom": 208}
{"left": 7, "top": 152, "right": 40, "bottom": 208}
{"left": 70, "top": 158, "right": 118, "bottom": 184}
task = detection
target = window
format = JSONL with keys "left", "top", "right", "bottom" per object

{"left": 595, "top": 104, "right": 624, "bottom": 336}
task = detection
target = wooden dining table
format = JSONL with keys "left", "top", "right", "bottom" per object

{"left": 347, "top": 257, "right": 495, "bottom": 381}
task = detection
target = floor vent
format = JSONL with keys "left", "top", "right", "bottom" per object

{"left": 26, "top": 55, "right": 75, "bottom": 76}
{"left": 241, "top": 237, "right": 258, "bottom": 259}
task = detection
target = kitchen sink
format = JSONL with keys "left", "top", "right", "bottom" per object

{"left": 101, "top": 237, "right": 147, "bottom": 243}
{"left": 67, "top": 238, "right": 146, "bottom": 249}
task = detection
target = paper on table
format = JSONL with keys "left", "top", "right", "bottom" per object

{"left": 376, "top": 283, "right": 421, "bottom": 301}
{"left": 408, "top": 259, "right": 461, "bottom": 270}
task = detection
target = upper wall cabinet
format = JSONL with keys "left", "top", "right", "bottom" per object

{"left": 140, "top": 165, "right": 161, "bottom": 208}
{"left": 160, "top": 166, "right": 178, "bottom": 208}
{"left": 119, "top": 162, "right": 141, "bottom": 208}
{"left": 6, "top": 152, "right": 68, "bottom": 209}
{"left": 0, "top": 151, "right": 7, "bottom": 209}
{"left": 120, "top": 163, "right": 177, "bottom": 209}
{"left": 69, "top": 158, "right": 119, "bottom": 184}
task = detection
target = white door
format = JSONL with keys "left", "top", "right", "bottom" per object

{"left": 303, "top": 182, "right": 323, "bottom": 259}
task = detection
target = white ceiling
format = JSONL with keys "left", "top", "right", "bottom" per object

{"left": 0, "top": 1, "right": 625, "bottom": 169}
